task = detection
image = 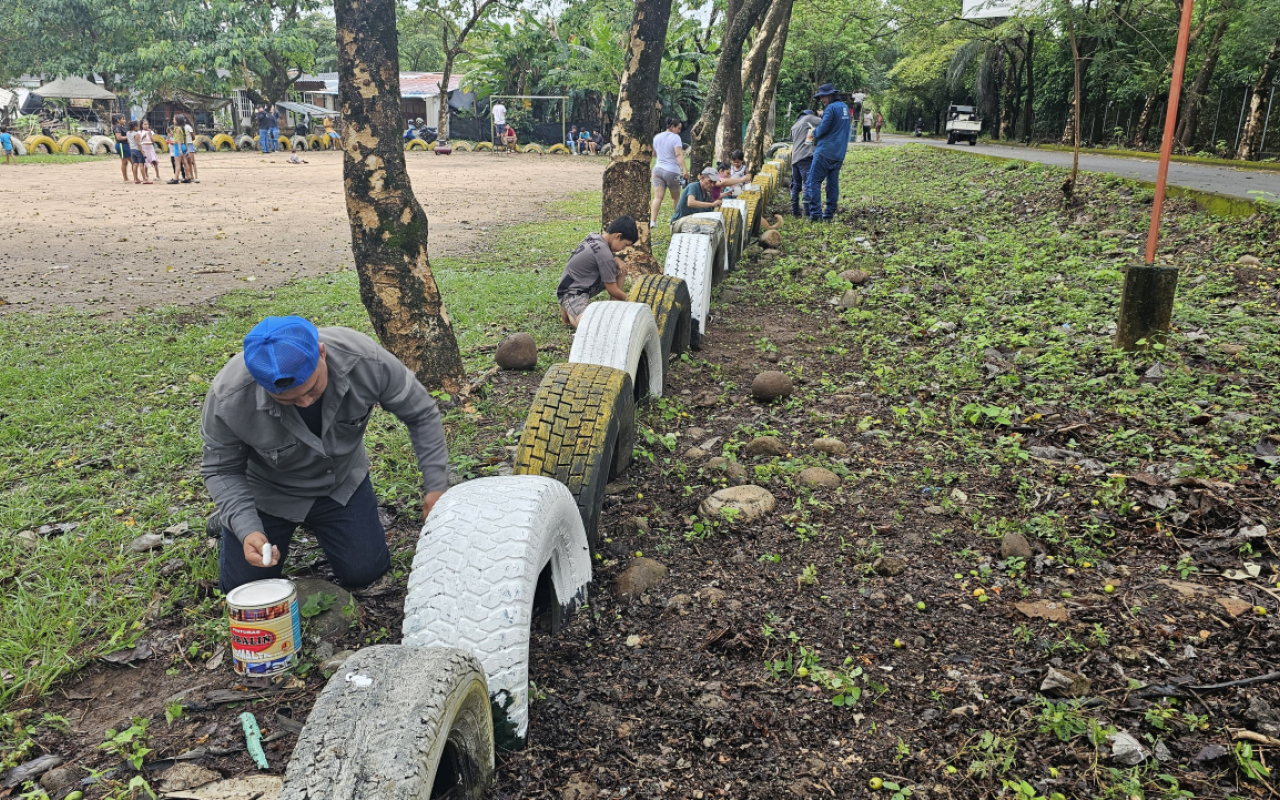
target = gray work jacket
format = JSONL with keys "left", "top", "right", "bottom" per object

{"left": 790, "top": 114, "right": 821, "bottom": 163}
{"left": 200, "top": 327, "right": 448, "bottom": 542}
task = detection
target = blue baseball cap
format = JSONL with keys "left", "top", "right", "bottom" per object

{"left": 243, "top": 316, "right": 320, "bottom": 392}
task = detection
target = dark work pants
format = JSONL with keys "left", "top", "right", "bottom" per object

{"left": 805, "top": 154, "right": 843, "bottom": 221}
{"left": 791, "top": 157, "right": 812, "bottom": 216}
{"left": 218, "top": 474, "right": 390, "bottom": 593}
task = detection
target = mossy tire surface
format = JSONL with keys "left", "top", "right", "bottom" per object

{"left": 720, "top": 199, "right": 748, "bottom": 267}
{"left": 406, "top": 138, "right": 428, "bottom": 151}
{"left": 402, "top": 476, "right": 590, "bottom": 750}
{"left": 280, "top": 645, "right": 495, "bottom": 800}
{"left": 58, "top": 136, "right": 89, "bottom": 155}
{"left": 212, "top": 134, "right": 236, "bottom": 152}
{"left": 194, "top": 135, "right": 213, "bottom": 152}
{"left": 628, "top": 274, "right": 692, "bottom": 360}
{"left": 513, "top": 363, "right": 635, "bottom": 550}
{"left": 546, "top": 143, "right": 571, "bottom": 154}
{"left": 474, "top": 141, "right": 494, "bottom": 151}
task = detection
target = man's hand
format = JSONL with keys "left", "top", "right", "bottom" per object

{"left": 243, "top": 531, "right": 279, "bottom": 568}
{"left": 713, "top": 198, "right": 723, "bottom": 207}
{"left": 422, "top": 490, "right": 445, "bottom": 519}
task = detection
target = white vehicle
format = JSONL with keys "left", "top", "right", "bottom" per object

{"left": 946, "top": 104, "right": 982, "bottom": 146}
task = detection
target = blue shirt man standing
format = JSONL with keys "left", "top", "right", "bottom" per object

{"left": 805, "top": 83, "right": 850, "bottom": 222}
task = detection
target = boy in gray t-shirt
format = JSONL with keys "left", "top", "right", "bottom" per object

{"left": 556, "top": 216, "right": 639, "bottom": 328}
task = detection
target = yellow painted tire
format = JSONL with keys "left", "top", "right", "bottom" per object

{"left": 546, "top": 143, "right": 571, "bottom": 155}
{"left": 740, "top": 188, "right": 763, "bottom": 236}
{"left": 520, "top": 143, "right": 543, "bottom": 154}
{"left": 453, "top": 141, "right": 473, "bottom": 152}
{"left": 405, "top": 138, "right": 428, "bottom": 151}
{"left": 192, "top": 135, "right": 212, "bottom": 153}
{"left": 212, "top": 134, "right": 236, "bottom": 152}
{"left": 279, "top": 136, "right": 293, "bottom": 151}
{"left": 474, "top": 141, "right": 494, "bottom": 152}
{"left": 513, "top": 363, "right": 635, "bottom": 552}
{"left": 717, "top": 204, "right": 743, "bottom": 270}
{"left": 307, "top": 134, "right": 324, "bottom": 151}
{"left": 58, "top": 136, "right": 89, "bottom": 155}
{"left": 628, "top": 274, "right": 693, "bottom": 360}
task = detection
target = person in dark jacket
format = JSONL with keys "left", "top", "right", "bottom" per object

{"left": 256, "top": 107, "right": 270, "bottom": 154}
{"left": 788, "top": 109, "right": 821, "bottom": 217}
{"left": 804, "top": 84, "right": 850, "bottom": 222}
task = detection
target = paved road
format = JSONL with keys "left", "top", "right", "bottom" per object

{"left": 877, "top": 135, "right": 1280, "bottom": 202}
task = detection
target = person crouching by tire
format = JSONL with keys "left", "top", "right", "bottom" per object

{"left": 557, "top": 217, "right": 637, "bottom": 329}
{"left": 201, "top": 316, "right": 449, "bottom": 593}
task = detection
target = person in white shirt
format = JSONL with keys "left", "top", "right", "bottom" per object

{"left": 649, "top": 117, "right": 687, "bottom": 230}
{"left": 492, "top": 102, "right": 507, "bottom": 143}
{"left": 851, "top": 89, "right": 867, "bottom": 125}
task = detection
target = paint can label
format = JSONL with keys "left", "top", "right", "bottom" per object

{"left": 227, "top": 580, "right": 301, "bottom": 677}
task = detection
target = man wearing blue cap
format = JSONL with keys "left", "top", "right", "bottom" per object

{"left": 788, "top": 108, "right": 821, "bottom": 217}
{"left": 201, "top": 317, "right": 449, "bottom": 593}
{"left": 805, "top": 83, "right": 851, "bottom": 222}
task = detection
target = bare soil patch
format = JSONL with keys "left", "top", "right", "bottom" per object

{"left": 0, "top": 150, "right": 605, "bottom": 316}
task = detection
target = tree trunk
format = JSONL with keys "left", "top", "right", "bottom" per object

{"left": 336, "top": 0, "right": 466, "bottom": 394}
{"left": 437, "top": 51, "right": 456, "bottom": 140}
{"left": 1022, "top": 28, "right": 1035, "bottom": 141}
{"left": 688, "top": 0, "right": 772, "bottom": 174}
{"left": 602, "top": 0, "right": 674, "bottom": 272}
{"left": 740, "top": 0, "right": 791, "bottom": 156}
{"left": 1176, "top": 10, "right": 1231, "bottom": 151}
{"left": 744, "top": 0, "right": 793, "bottom": 172}
{"left": 1134, "top": 92, "right": 1161, "bottom": 148}
{"left": 1064, "top": 13, "right": 1083, "bottom": 199}
{"left": 716, "top": 0, "right": 745, "bottom": 159}
{"left": 999, "top": 44, "right": 1019, "bottom": 140}
{"left": 1236, "top": 36, "right": 1280, "bottom": 160}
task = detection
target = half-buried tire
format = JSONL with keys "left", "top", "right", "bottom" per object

{"left": 663, "top": 233, "right": 716, "bottom": 343}
{"left": 513, "top": 363, "right": 635, "bottom": 549}
{"left": 721, "top": 198, "right": 748, "bottom": 267}
{"left": 212, "top": 133, "right": 236, "bottom": 152}
{"left": 58, "top": 136, "right": 89, "bottom": 155}
{"left": 628, "top": 274, "right": 692, "bottom": 360}
{"left": 569, "top": 301, "right": 664, "bottom": 402}
{"left": 281, "top": 645, "right": 494, "bottom": 800}
{"left": 236, "top": 134, "right": 255, "bottom": 151}
{"left": 673, "top": 213, "right": 729, "bottom": 284}
{"left": 401, "top": 476, "right": 591, "bottom": 750}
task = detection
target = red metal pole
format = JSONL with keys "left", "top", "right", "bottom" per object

{"left": 1145, "top": 0, "right": 1197, "bottom": 265}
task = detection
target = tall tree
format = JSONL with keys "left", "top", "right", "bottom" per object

{"left": 744, "top": 0, "right": 795, "bottom": 171}
{"left": 336, "top": 0, "right": 466, "bottom": 393}
{"left": 688, "top": 0, "right": 773, "bottom": 173}
{"left": 1236, "top": 34, "right": 1280, "bottom": 159}
{"left": 716, "top": 0, "right": 746, "bottom": 159}
{"left": 1175, "top": 5, "right": 1232, "bottom": 149}
{"left": 602, "top": 0, "right": 675, "bottom": 271}
{"left": 423, "top": 0, "right": 506, "bottom": 140}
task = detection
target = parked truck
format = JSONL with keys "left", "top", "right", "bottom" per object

{"left": 946, "top": 104, "right": 982, "bottom": 146}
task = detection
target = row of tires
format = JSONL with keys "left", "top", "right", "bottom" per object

{"left": 279, "top": 149, "right": 792, "bottom": 800}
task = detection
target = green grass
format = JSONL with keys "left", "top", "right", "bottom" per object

{"left": 4, "top": 153, "right": 105, "bottom": 165}
{"left": 1011, "top": 141, "right": 1280, "bottom": 173}
{"left": 0, "top": 191, "right": 607, "bottom": 710}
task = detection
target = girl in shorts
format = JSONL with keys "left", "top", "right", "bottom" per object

{"left": 127, "top": 121, "right": 147, "bottom": 183}
{"left": 181, "top": 114, "right": 199, "bottom": 183}
{"left": 138, "top": 119, "right": 159, "bottom": 183}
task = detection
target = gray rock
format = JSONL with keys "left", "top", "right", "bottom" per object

{"left": 685, "top": 427, "right": 708, "bottom": 440}
{"left": 1109, "top": 731, "right": 1148, "bottom": 765}
{"left": 666, "top": 593, "right": 692, "bottom": 610}
{"left": 495, "top": 332, "right": 537, "bottom": 370}
{"left": 706, "top": 456, "right": 728, "bottom": 470}
{"left": 924, "top": 505, "right": 945, "bottom": 515}
{"left": 1112, "top": 645, "right": 1141, "bottom": 665}
{"left": 1100, "top": 229, "right": 1127, "bottom": 238}
{"left": 759, "top": 230, "right": 782, "bottom": 249}
{"left": 872, "top": 556, "right": 907, "bottom": 577}
{"left": 838, "top": 290, "right": 862, "bottom": 309}
{"left": 38, "top": 766, "right": 78, "bottom": 792}
{"left": 745, "top": 435, "right": 786, "bottom": 457}
{"left": 1237, "top": 254, "right": 1263, "bottom": 266}
{"left": 630, "top": 517, "right": 650, "bottom": 534}
{"left": 683, "top": 447, "right": 708, "bottom": 459}
{"left": 798, "top": 466, "right": 841, "bottom": 489}
{"left": 128, "top": 533, "right": 163, "bottom": 553}
{"left": 1041, "top": 666, "right": 1091, "bottom": 698}
{"left": 840, "top": 268, "right": 870, "bottom": 285}
{"left": 1000, "top": 532, "right": 1034, "bottom": 560}
{"left": 295, "top": 577, "right": 355, "bottom": 640}
{"left": 614, "top": 558, "right": 669, "bottom": 601}
{"left": 812, "top": 437, "right": 847, "bottom": 456}
{"left": 699, "top": 485, "right": 777, "bottom": 522}
{"left": 320, "top": 649, "right": 357, "bottom": 678}
{"left": 751, "top": 371, "right": 794, "bottom": 402}
{"left": 929, "top": 321, "right": 957, "bottom": 335}
{"left": 724, "top": 463, "right": 748, "bottom": 481}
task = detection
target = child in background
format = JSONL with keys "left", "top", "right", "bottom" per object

{"left": 126, "top": 121, "right": 146, "bottom": 183}
{"left": 725, "top": 150, "right": 749, "bottom": 196}
{"left": 1, "top": 127, "right": 12, "bottom": 164}
{"left": 138, "top": 119, "right": 159, "bottom": 182}
{"left": 556, "top": 216, "right": 637, "bottom": 328}
{"left": 716, "top": 157, "right": 750, "bottom": 199}
{"left": 182, "top": 115, "right": 199, "bottom": 183}
{"left": 168, "top": 118, "right": 188, "bottom": 184}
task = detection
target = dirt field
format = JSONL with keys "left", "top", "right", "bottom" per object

{"left": 0, "top": 150, "right": 607, "bottom": 316}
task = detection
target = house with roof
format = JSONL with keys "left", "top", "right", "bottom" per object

{"left": 294, "top": 72, "right": 468, "bottom": 130}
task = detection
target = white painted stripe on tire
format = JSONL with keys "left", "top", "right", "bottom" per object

{"left": 568, "top": 301, "right": 664, "bottom": 399}
{"left": 401, "top": 476, "right": 591, "bottom": 746}
{"left": 683, "top": 212, "right": 730, "bottom": 283}
{"left": 663, "top": 233, "right": 716, "bottom": 330}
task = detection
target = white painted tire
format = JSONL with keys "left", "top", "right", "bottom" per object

{"left": 721, "top": 198, "right": 749, "bottom": 261}
{"left": 402, "top": 476, "right": 591, "bottom": 750}
{"left": 569, "top": 301, "right": 664, "bottom": 401}
{"left": 282, "top": 645, "right": 495, "bottom": 800}
{"left": 664, "top": 233, "right": 716, "bottom": 332}
{"left": 86, "top": 135, "right": 114, "bottom": 155}
{"left": 290, "top": 134, "right": 308, "bottom": 151}
{"left": 236, "top": 134, "right": 255, "bottom": 151}
{"left": 674, "top": 212, "right": 729, "bottom": 284}
{"left": 10, "top": 137, "right": 26, "bottom": 156}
